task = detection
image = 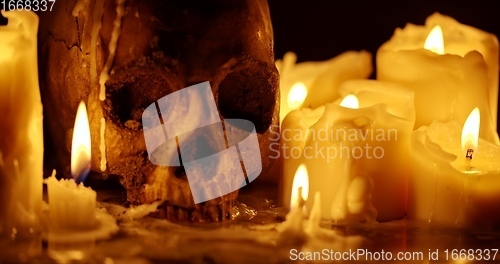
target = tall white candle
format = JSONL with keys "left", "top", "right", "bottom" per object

{"left": 0, "top": 11, "right": 43, "bottom": 234}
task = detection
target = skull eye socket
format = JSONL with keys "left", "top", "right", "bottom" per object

{"left": 217, "top": 62, "right": 278, "bottom": 134}
{"left": 104, "top": 72, "right": 176, "bottom": 128}
{"left": 107, "top": 84, "right": 148, "bottom": 125}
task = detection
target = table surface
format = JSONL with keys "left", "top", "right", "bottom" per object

{"left": 1, "top": 183, "right": 500, "bottom": 264}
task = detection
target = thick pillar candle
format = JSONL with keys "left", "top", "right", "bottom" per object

{"left": 281, "top": 80, "right": 415, "bottom": 222}
{"left": 277, "top": 51, "right": 372, "bottom": 123}
{"left": 409, "top": 113, "right": 500, "bottom": 229}
{"left": 377, "top": 12, "right": 499, "bottom": 144}
{"left": 280, "top": 106, "right": 325, "bottom": 209}
{"left": 268, "top": 51, "right": 372, "bottom": 184}
{"left": 0, "top": 11, "right": 43, "bottom": 234}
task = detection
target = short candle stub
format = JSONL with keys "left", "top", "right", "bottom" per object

{"left": 465, "top": 148, "right": 474, "bottom": 171}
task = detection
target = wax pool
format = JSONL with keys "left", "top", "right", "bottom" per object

{"left": 0, "top": 10, "right": 43, "bottom": 234}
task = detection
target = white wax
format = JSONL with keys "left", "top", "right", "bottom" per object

{"left": 122, "top": 200, "right": 163, "bottom": 219}
{"left": 277, "top": 51, "right": 372, "bottom": 123}
{"left": 0, "top": 11, "right": 43, "bottom": 234}
{"left": 409, "top": 121, "right": 500, "bottom": 229}
{"left": 45, "top": 172, "right": 97, "bottom": 231}
{"left": 305, "top": 192, "right": 322, "bottom": 236}
{"left": 302, "top": 51, "right": 372, "bottom": 109}
{"left": 97, "top": 0, "right": 125, "bottom": 173}
{"left": 99, "top": 0, "right": 126, "bottom": 101}
{"left": 277, "top": 185, "right": 308, "bottom": 246}
{"left": 377, "top": 12, "right": 499, "bottom": 144}
{"left": 281, "top": 80, "right": 415, "bottom": 222}
{"left": 99, "top": 117, "right": 106, "bottom": 172}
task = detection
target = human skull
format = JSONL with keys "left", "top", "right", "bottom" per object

{"left": 38, "top": 0, "right": 279, "bottom": 222}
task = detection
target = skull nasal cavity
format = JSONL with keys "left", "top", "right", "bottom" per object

{"left": 171, "top": 166, "right": 187, "bottom": 180}
{"left": 217, "top": 66, "right": 278, "bottom": 134}
{"left": 172, "top": 135, "right": 220, "bottom": 181}
{"left": 180, "top": 135, "right": 220, "bottom": 163}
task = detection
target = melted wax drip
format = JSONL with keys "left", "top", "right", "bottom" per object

{"left": 98, "top": 0, "right": 126, "bottom": 172}
{"left": 100, "top": 117, "right": 106, "bottom": 172}
{"left": 99, "top": 0, "right": 126, "bottom": 101}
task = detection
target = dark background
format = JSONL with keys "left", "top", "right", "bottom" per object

{"left": 268, "top": 0, "right": 499, "bottom": 62}
{"left": 1, "top": 0, "right": 499, "bottom": 132}
{"left": 268, "top": 0, "right": 500, "bottom": 134}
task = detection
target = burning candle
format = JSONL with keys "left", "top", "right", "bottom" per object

{"left": 278, "top": 164, "right": 337, "bottom": 245}
{"left": 0, "top": 10, "right": 43, "bottom": 234}
{"left": 281, "top": 165, "right": 309, "bottom": 230}
{"left": 377, "top": 12, "right": 499, "bottom": 144}
{"left": 409, "top": 107, "right": 500, "bottom": 229}
{"left": 277, "top": 164, "right": 309, "bottom": 245}
{"left": 281, "top": 81, "right": 415, "bottom": 222}
{"left": 268, "top": 51, "right": 372, "bottom": 184}
{"left": 280, "top": 106, "right": 324, "bottom": 207}
{"left": 305, "top": 192, "right": 322, "bottom": 236}
{"left": 277, "top": 50, "right": 372, "bottom": 123}
{"left": 45, "top": 101, "right": 96, "bottom": 231}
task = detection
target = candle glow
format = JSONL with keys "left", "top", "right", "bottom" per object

{"left": 339, "top": 94, "right": 359, "bottom": 109}
{"left": 46, "top": 101, "right": 96, "bottom": 231}
{"left": 461, "top": 107, "right": 480, "bottom": 157}
{"left": 378, "top": 13, "right": 499, "bottom": 144}
{"left": 290, "top": 164, "right": 309, "bottom": 209}
{"left": 287, "top": 82, "right": 308, "bottom": 109}
{"left": 282, "top": 80, "right": 414, "bottom": 222}
{"left": 71, "top": 101, "right": 92, "bottom": 182}
{"left": 424, "top": 25, "right": 444, "bottom": 55}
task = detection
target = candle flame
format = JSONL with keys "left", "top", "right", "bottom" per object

{"left": 424, "top": 25, "right": 444, "bottom": 55}
{"left": 461, "top": 107, "right": 480, "bottom": 156}
{"left": 71, "top": 101, "right": 92, "bottom": 182}
{"left": 287, "top": 82, "right": 308, "bottom": 109}
{"left": 290, "top": 164, "right": 309, "bottom": 209}
{"left": 340, "top": 94, "right": 359, "bottom": 109}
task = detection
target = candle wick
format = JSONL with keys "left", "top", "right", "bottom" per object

{"left": 465, "top": 148, "right": 474, "bottom": 171}
{"left": 297, "top": 186, "right": 304, "bottom": 208}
